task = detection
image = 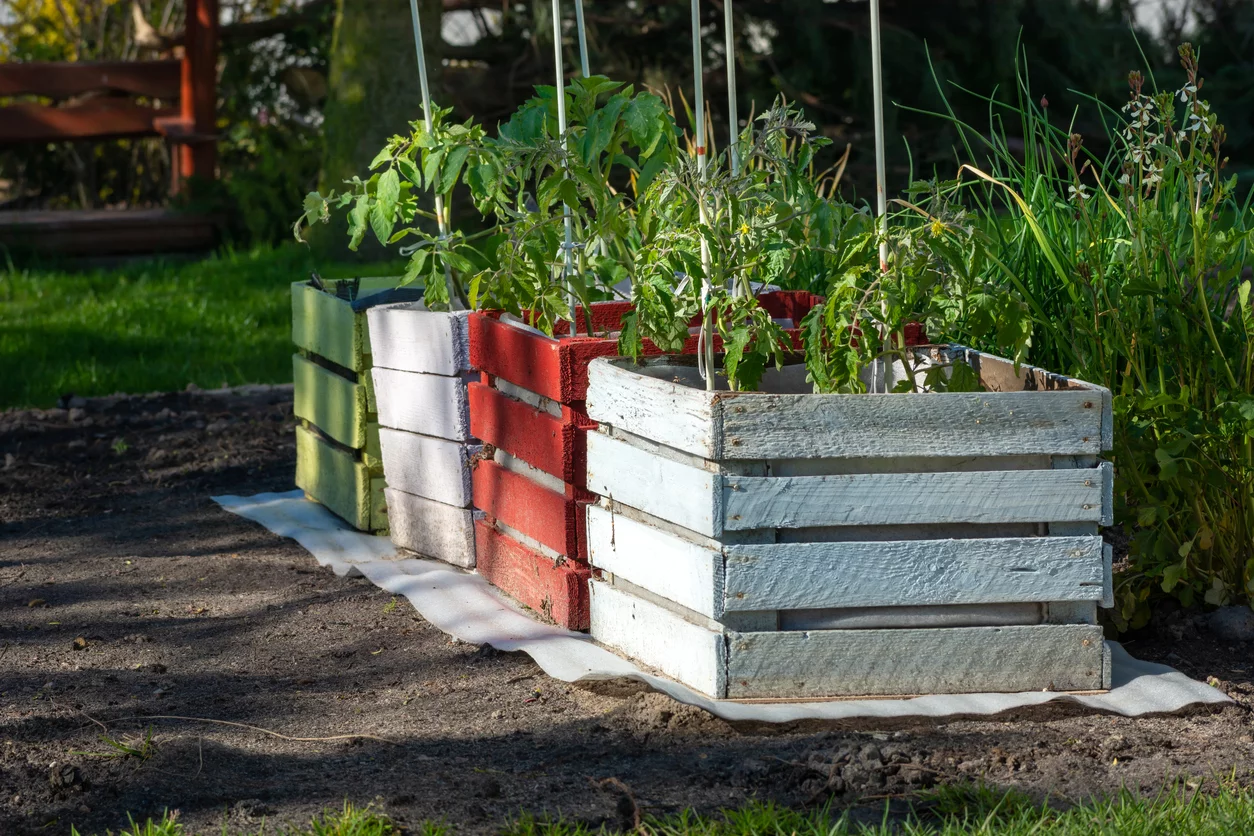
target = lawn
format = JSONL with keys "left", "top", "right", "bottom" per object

{"left": 83, "top": 786, "right": 1254, "bottom": 835}
{"left": 0, "top": 246, "right": 402, "bottom": 409}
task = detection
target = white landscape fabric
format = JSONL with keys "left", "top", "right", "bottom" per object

{"left": 213, "top": 490, "right": 1231, "bottom": 722}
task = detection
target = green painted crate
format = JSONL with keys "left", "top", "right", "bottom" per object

{"left": 291, "top": 278, "right": 395, "bottom": 533}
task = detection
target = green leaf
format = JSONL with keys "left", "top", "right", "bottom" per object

{"left": 440, "top": 146, "right": 472, "bottom": 195}
{"left": 376, "top": 168, "right": 401, "bottom": 223}
{"left": 402, "top": 249, "right": 430, "bottom": 287}
{"left": 369, "top": 201, "right": 394, "bottom": 246}
{"left": 369, "top": 146, "right": 393, "bottom": 170}
{"left": 423, "top": 148, "right": 446, "bottom": 193}
{"left": 347, "top": 194, "right": 370, "bottom": 251}
{"left": 1161, "top": 562, "right": 1185, "bottom": 593}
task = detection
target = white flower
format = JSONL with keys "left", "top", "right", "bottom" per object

{"left": 1129, "top": 146, "right": 1147, "bottom": 164}
{"left": 1196, "top": 171, "right": 1208, "bottom": 184}
{"left": 1118, "top": 172, "right": 1132, "bottom": 186}
{"left": 1179, "top": 83, "right": 1197, "bottom": 102}
{"left": 1068, "top": 184, "right": 1090, "bottom": 202}
{"left": 1187, "top": 113, "right": 1211, "bottom": 134}
{"left": 1145, "top": 169, "right": 1162, "bottom": 186}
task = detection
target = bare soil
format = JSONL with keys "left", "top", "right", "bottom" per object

{"left": 2, "top": 388, "right": 1252, "bottom": 835}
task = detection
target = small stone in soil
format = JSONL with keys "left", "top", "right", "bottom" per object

{"left": 1208, "top": 606, "right": 1254, "bottom": 642}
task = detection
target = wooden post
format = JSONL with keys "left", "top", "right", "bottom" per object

{"left": 177, "top": 0, "right": 218, "bottom": 190}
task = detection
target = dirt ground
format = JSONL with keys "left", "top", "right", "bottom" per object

{"left": 2, "top": 388, "right": 1252, "bottom": 835}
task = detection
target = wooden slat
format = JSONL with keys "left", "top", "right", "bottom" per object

{"left": 470, "top": 382, "right": 586, "bottom": 485}
{"left": 0, "top": 100, "right": 176, "bottom": 142}
{"left": 719, "top": 389, "right": 1107, "bottom": 460}
{"left": 378, "top": 428, "right": 476, "bottom": 508}
{"left": 367, "top": 304, "right": 471, "bottom": 375}
{"left": 589, "top": 580, "right": 726, "bottom": 697}
{"left": 295, "top": 424, "right": 386, "bottom": 533}
{"left": 292, "top": 353, "right": 368, "bottom": 450}
{"left": 0, "top": 60, "right": 181, "bottom": 99}
{"left": 472, "top": 458, "right": 586, "bottom": 560}
{"left": 724, "top": 463, "right": 1113, "bottom": 532}
{"left": 725, "top": 624, "right": 1108, "bottom": 698}
{"left": 586, "top": 504, "right": 722, "bottom": 619}
{"left": 291, "top": 281, "right": 368, "bottom": 372}
{"left": 585, "top": 431, "right": 721, "bottom": 537}
{"left": 724, "top": 536, "right": 1106, "bottom": 612}
{"left": 475, "top": 520, "right": 592, "bottom": 629}
{"left": 385, "top": 488, "right": 476, "bottom": 568}
{"left": 372, "top": 367, "right": 471, "bottom": 441}
{"left": 586, "top": 358, "right": 720, "bottom": 459}
{"left": 0, "top": 209, "right": 216, "bottom": 257}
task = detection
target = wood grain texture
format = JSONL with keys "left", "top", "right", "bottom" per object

{"left": 776, "top": 603, "right": 1044, "bottom": 631}
{"left": 295, "top": 424, "right": 386, "bottom": 533}
{"left": 378, "top": 428, "right": 477, "bottom": 507}
{"left": 586, "top": 358, "right": 719, "bottom": 458}
{"left": 472, "top": 459, "right": 587, "bottom": 560}
{"left": 585, "top": 431, "right": 721, "bottom": 537}
{"left": 371, "top": 367, "right": 471, "bottom": 441}
{"left": 385, "top": 487, "right": 476, "bottom": 568}
{"left": 470, "top": 381, "right": 588, "bottom": 485}
{"left": 723, "top": 536, "right": 1107, "bottom": 612}
{"left": 586, "top": 505, "right": 722, "bottom": 618}
{"left": 719, "top": 390, "right": 1106, "bottom": 460}
{"left": 0, "top": 60, "right": 181, "bottom": 98}
{"left": 292, "top": 353, "right": 368, "bottom": 449}
{"left": 291, "top": 281, "right": 368, "bottom": 372}
{"left": 723, "top": 463, "right": 1113, "bottom": 532}
{"left": 475, "top": 520, "right": 591, "bottom": 629}
{"left": 725, "top": 624, "right": 1108, "bottom": 698}
{"left": 367, "top": 304, "right": 471, "bottom": 375}
{"left": 589, "top": 580, "right": 726, "bottom": 697}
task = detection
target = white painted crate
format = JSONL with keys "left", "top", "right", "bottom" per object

{"left": 368, "top": 302, "right": 479, "bottom": 568}
{"left": 583, "top": 348, "right": 1115, "bottom": 700}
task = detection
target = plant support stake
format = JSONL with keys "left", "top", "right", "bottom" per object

{"left": 724, "top": 0, "right": 738, "bottom": 178}
{"left": 574, "top": 0, "right": 590, "bottom": 78}
{"left": 553, "top": 0, "right": 578, "bottom": 330}
{"left": 869, "top": 0, "right": 888, "bottom": 274}
{"left": 692, "top": 0, "right": 715, "bottom": 390}
{"left": 408, "top": 0, "right": 461, "bottom": 309}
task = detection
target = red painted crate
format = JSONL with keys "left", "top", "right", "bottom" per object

{"left": 467, "top": 292, "right": 822, "bottom": 631}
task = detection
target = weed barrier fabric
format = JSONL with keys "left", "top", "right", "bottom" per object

{"left": 213, "top": 490, "right": 1232, "bottom": 722}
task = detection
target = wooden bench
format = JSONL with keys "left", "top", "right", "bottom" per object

{"left": 0, "top": 0, "right": 219, "bottom": 257}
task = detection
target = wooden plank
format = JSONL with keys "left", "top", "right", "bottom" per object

{"left": 723, "top": 536, "right": 1107, "bottom": 612}
{"left": 367, "top": 304, "right": 471, "bottom": 375}
{"left": 0, "top": 100, "right": 176, "bottom": 142}
{"left": 725, "top": 624, "right": 1108, "bottom": 698}
{"left": 585, "top": 431, "right": 722, "bottom": 537}
{"left": 586, "top": 504, "right": 722, "bottom": 619}
{"left": 719, "top": 389, "right": 1106, "bottom": 460}
{"left": 385, "top": 488, "right": 476, "bottom": 568}
{"left": 586, "top": 358, "right": 719, "bottom": 459}
{"left": 378, "top": 428, "right": 476, "bottom": 508}
{"left": 0, "top": 209, "right": 216, "bottom": 257}
{"left": 475, "top": 520, "right": 591, "bottom": 629}
{"left": 291, "top": 281, "right": 368, "bottom": 372}
{"left": 372, "top": 367, "right": 471, "bottom": 441}
{"left": 0, "top": 60, "right": 182, "bottom": 99}
{"left": 295, "top": 424, "right": 384, "bottom": 532}
{"left": 589, "top": 580, "right": 726, "bottom": 697}
{"left": 723, "top": 463, "right": 1113, "bottom": 533}
{"left": 470, "top": 382, "right": 587, "bottom": 485}
{"left": 292, "top": 353, "right": 367, "bottom": 449}
{"left": 469, "top": 312, "right": 567, "bottom": 403}
{"left": 472, "top": 459, "right": 586, "bottom": 559}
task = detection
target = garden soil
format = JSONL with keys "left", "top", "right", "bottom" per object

{"left": 1, "top": 387, "right": 1252, "bottom": 835}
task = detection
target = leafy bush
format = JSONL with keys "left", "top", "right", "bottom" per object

{"left": 926, "top": 45, "right": 1254, "bottom": 625}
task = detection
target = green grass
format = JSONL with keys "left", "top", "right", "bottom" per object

{"left": 70, "top": 784, "right": 1254, "bottom": 835}
{"left": 0, "top": 246, "right": 403, "bottom": 409}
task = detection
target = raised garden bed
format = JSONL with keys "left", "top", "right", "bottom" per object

{"left": 367, "top": 302, "right": 478, "bottom": 567}
{"left": 291, "top": 277, "right": 394, "bottom": 533}
{"left": 467, "top": 292, "right": 822, "bottom": 631}
{"left": 583, "top": 347, "right": 1115, "bottom": 699}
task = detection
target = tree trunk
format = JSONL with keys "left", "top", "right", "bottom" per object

{"left": 315, "top": 0, "right": 443, "bottom": 259}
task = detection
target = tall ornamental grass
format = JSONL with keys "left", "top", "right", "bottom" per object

{"left": 917, "top": 44, "right": 1254, "bottom": 628}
